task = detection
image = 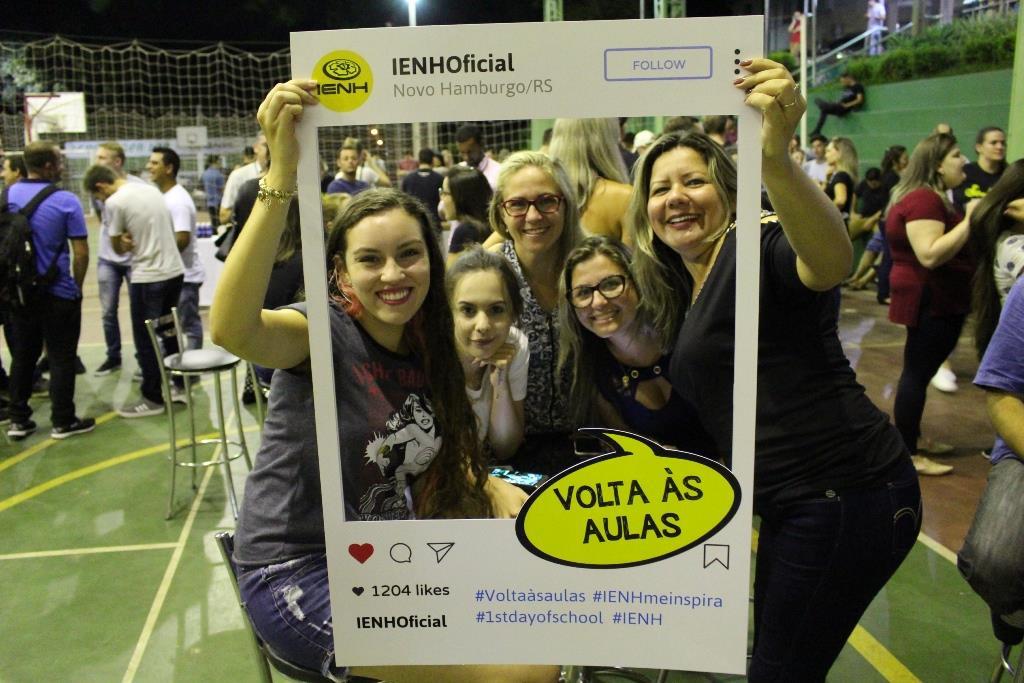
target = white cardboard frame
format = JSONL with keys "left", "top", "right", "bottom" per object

{"left": 290, "top": 16, "right": 762, "bottom": 673}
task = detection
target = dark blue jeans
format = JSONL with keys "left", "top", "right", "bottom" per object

{"left": 750, "top": 458, "right": 921, "bottom": 682}
{"left": 238, "top": 553, "right": 348, "bottom": 680}
{"left": 97, "top": 258, "right": 131, "bottom": 363}
{"left": 6, "top": 293, "right": 82, "bottom": 427}
{"left": 129, "top": 275, "right": 183, "bottom": 404}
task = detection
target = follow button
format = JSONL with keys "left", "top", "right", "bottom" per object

{"left": 604, "top": 46, "right": 713, "bottom": 82}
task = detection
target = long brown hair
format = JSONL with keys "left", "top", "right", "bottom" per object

{"left": 969, "top": 159, "right": 1024, "bottom": 358}
{"left": 324, "top": 188, "right": 492, "bottom": 519}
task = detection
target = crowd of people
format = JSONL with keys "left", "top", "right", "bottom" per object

{"left": 1, "top": 53, "right": 1020, "bottom": 680}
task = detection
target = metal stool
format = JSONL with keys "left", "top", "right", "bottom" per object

{"left": 145, "top": 308, "right": 252, "bottom": 519}
{"left": 215, "top": 532, "right": 380, "bottom": 683}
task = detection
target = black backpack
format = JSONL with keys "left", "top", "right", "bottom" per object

{"left": 0, "top": 183, "right": 61, "bottom": 311}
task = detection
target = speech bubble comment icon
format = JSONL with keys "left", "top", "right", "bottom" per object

{"left": 515, "top": 429, "right": 741, "bottom": 569}
{"left": 390, "top": 543, "right": 412, "bottom": 563}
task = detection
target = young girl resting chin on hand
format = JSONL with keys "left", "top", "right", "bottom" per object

{"left": 446, "top": 247, "right": 529, "bottom": 460}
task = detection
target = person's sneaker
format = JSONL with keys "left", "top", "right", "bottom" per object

{"left": 912, "top": 454, "right": 953, "bottom": 476}
{"left": 929, "top": 365, "right": 958, "bottom": 393}
{"left": 169, "top": 387, "right": 189, "bottom": 405}
{"left": 74, "top": 356, "right": 87, "bottom": 375}
{"left": 51, "top": 417, "right": 96, "bottom": 440}
{"left": 94, "top": 358, "right": 122, "bottom": 376}
{"left": 31, "top": 377, "right": 49, "bottom": 397}
{"left": 132, "top": 368, "right": 143, "bottom": 383}
{"left": 919, "top": 437, "right": 954, "bottom": 455}
{"left": 7, "top": 419, "right": 37, "bottom": 440}
{"left": 118, "top": 398, "right": 164, "bottom": 418}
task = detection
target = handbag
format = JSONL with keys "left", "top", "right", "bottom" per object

{"left": 214, "top": 225, "right": 238, "bottom": 262}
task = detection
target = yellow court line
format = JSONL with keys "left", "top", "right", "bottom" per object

{"left": 0, "top": 425, "right": 259, "bottom": 514}
{"left": 848, "top": 626, "right": 923, "bottom": 683}
{"left": 0, "top": 543, "right": 177, "bottom": 561}
{"left": 917, "top": 531, "right": 959, "bottom": 565}
{"left": 0, "top": 410, "right": 120, "bottom": 473}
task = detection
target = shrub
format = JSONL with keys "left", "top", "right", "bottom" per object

{"left": 876, "top": 49, "right": 915, "bottom": 82}
{"left": 910, "top": 43, "right": 958, "bottom": 76}
{"left": 844, "top": 56, "right": 878, "bottom": 83}
{"left": 770, "top": 50, "right": 796, "bottom": 73}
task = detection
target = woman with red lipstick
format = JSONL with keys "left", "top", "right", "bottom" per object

{"left": 210, "top": 80, "right": 559, "bottom": 683}
{"left": 630, "top": 59, "right": 919, "bottom": 680}
{"left": 558, "top": 235, "right": 715, "bottom": 457}
{"left": 487, "top": 151, "right": 584, "bottom": 475}
{"left": 446, "top": 247, "right": 529, "bottom": 460}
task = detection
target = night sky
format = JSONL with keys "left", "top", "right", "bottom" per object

{"left": 4, "top": 0, "right": 744, "bottom": 47}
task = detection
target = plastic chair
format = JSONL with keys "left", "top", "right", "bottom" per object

{"left": 145, "top": 308, "right": 252, "bottom": 519}
{"left": 215, "top": 532, "right": 380, "bottom": 683}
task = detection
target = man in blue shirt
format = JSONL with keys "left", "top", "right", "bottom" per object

{"left": 4, "top": 142, "right": 95, "bottom": 440}
{"left": 200, "top": 155, "right": 224, "bottom": 227}
{"left": 325, "top": 140, "right": 370, "bottom": 196}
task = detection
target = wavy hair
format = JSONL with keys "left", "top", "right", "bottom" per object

{"left": 881, "top": 145, "right": 907, "bottom": 176}
{"left": 828, "top": 136, "right": 859, "bottom": 184}
{"left": 549, "top": 118, "right": 629, "bottom": 216}
{"left": 970, "top": 158, "right": 1024, "bottom": 358}
{"left": 628, "top": 131, "right": 738, "bottom": 348}
{"left": 557, "top": 236, "right": 652, "bottom": 427}
{"left": 324, "top": 188, "right": 492, "bottom": 519}
{"left": 487, "top": 151, "right": 583, "bottom": 267}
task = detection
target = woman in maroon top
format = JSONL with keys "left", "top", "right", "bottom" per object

{"left": 886, "top": 132, "right": 975, "bottom": 475}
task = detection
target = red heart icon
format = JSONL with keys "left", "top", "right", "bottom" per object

{"left": 348, "top": 543, "right": 374, "bottom": 564}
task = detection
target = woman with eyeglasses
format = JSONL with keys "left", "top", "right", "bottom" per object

{"left": 486, "top": 151, "right": 584, "bottom": 475}
{"left": 558, "top": 235, "right": 716, "bottom": 456}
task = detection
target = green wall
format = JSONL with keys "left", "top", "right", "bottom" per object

{"left": 809, "top": 69, "right": 1014, "bottom": 170}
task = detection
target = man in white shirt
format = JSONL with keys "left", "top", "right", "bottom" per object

{"left": 802, "top": 134, "right": 829, "bottom": 187}
{"left": 455, "top": 124, "right": 501, "bottom": 189}
{"left": 93, "top": 141, "right": 147, "bottom": 376}
{"left": 83, "top": 164, "right": 185, "bottom": 418}
{"left": 148, "top": 146, "right": 204, "bottom": 350}
{"left": 219, "top": 134, "right": 267, "bottom": 226}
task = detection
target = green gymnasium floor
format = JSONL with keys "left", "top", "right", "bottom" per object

{"left": 0, "top": 239, "right": 1011, "bottom": 680}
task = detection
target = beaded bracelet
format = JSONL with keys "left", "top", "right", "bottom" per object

{"left": 256, "top": 177, "right": 297, "bottom": 208}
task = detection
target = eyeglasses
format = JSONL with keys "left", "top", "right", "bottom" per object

{"left": 500, "top": 194, "right": 563, "bottom": 218}
{"left": 568, "top": 274, "right": 628, "bottom": 309}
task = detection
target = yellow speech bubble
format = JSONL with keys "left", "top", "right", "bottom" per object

{"left": 515, "top": 429, "right": 741, "bottom": 569}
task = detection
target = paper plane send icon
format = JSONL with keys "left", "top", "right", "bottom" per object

{"left": 427, "top": 542, "right": 455, "bottom": 564}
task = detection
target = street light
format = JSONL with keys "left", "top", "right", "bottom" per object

{"left": 407, "top": 0, "right": 417, "bottom": 27}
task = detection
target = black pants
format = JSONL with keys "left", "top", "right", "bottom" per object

{"left": 129, "top": 275, "right": 184, "bottom": 404}
{"left": 894, "top": 307, "right": 965, "bottom": 454}
{"left": 811, "top": 98, "right": 851, "bottom": 136}
{"left": 6, "top": 294, "right": 82, "bottom": 427}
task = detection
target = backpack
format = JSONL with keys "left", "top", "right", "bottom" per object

{"left": 0, "top": 183, "right": 61, "bottom": 311}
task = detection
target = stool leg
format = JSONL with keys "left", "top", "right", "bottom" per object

{"left": 186, "top": 373, "right": 197, "bottom": 491}
{"left": 231, "top": 367, "right": 253, "bottom": 470}
{"left": 214, "top": 373, "right": 240, "bottom": 519}
{"left": 166, "top": 388, "right": 178, "bottom": 520}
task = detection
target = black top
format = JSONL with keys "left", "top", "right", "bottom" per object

{"left": 449, "top": 219, "right": 489, "bottom": 255}
{"left": 401, "top": 168, "right": 444, "bottom": 220}
{"left": 826, "top": 171, "right": 854, "bottom": 219}
{"left": 840, "top": 82, "right": 865, "bottom": 108}
{"left": 264, "top": 252, "right": 303, "bottom": 311}
{"left": 667, "top": 218, "right": 908, "bottom": 511}
{"left": 953, "top": 162, "right": 1005, "bottom": 212}
{"left": 856, "top": 179, "right": 889, "bottom": 218}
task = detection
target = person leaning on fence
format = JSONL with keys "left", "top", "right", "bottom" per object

{"left": 209, "top": 78, "right": 560, "bottom": 683}
{"left": 4, "top": 142, "right": 94, "bottom": 441}
{"left": 629, "top": 58, "right": 919, "bottom": 681}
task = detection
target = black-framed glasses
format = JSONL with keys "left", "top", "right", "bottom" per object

{"left": 568, "top": 274, "right": 628, "bottom": 308}
{"left": 500, "top": 193, "right": 563, "bottom": 218}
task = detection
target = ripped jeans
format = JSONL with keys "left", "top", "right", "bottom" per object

{"left": 237, "top": 553, "right": 349, "bottom": 681}
{"left": 749, "top": 457, "right": 921, "bottom": 682}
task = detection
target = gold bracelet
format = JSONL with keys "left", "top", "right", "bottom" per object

{"left": 256, "top": 178, "right": 297, "bottom": 208}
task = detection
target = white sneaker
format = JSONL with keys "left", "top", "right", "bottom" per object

{"left": 929, "top": 366, "right": 958, "bottom": 393}
{"left": 118, "top": 398, "right": 164, "bottom": 418}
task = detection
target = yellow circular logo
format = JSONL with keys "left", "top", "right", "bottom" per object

{"left": 313, "top": 50, "right": 373, "bottom": 112}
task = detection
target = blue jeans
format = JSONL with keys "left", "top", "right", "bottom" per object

{"left": 97, "top": 259, "right": 131, "bottom": 363}
{"left": 129, "top": 276, "right": 183, "bottom": 404}
{"left": 237, "top": 553, "right": 348, "bottom": 680}
{"left": 177, "top": 282, "right": 203, "bottom": 350}
{"left": 958, "top": 457, "right": 1024, "bottom": 617}
{"left": 749, "top": 458, "right": 921, "bottom": 682}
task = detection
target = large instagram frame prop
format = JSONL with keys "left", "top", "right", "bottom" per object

{"left": 292, "top": 16, "right": 762, "bottom": 673}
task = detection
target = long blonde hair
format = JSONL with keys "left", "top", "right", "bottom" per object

{"left": 888, "top": 133, "right": 959, "bottom": 214}
{"left": 628, "top": 132, "right": 737, "bottom": 348}
{"left": 549, "top": 118, "right": 629, "bottom": 215}
{"left": 828, "top": 136, "right": 859, "bottom": 184}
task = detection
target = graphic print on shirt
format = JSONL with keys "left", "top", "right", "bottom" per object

{"left": 360, "top": 392, "right": 441, "bottom": 519}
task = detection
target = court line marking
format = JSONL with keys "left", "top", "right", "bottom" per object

{"left": 0, "top": 425, "right": 259, "bottom": 514}
{"left": 917, "top": 531, "right": 959, "bottom": 565}
{"left": 0, "top": 543, "right": 177, "bottom": 561}
{"left": 122, "top": 461, "right": 217, "bottom": 683}
{"left": 0, "top": 410, "right": 118, "bottom": 474}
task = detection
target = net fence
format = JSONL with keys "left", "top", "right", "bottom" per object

{"left": 0, "top": 35, "right": 536, "bottom": 210}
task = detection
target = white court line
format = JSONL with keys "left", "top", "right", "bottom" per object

{"left": 917, "top": 531, "right": 959, "bottom": 565}
{"left": 0, "top": 543, "right": 177, "bottom": 561}
{"left": 121, "top": 460, "right": 218, "bottom": 682}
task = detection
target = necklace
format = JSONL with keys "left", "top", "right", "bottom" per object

{"left": 690, "top": 223, "right": 735, "bottom": 305}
